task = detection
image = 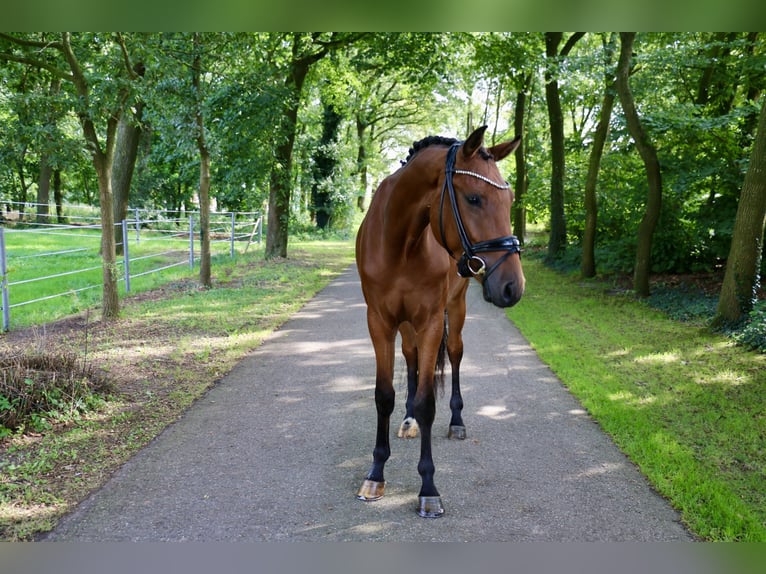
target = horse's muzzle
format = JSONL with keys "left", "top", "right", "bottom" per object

{"left": 483, "top": 274, "right": 524, "bottom": 308}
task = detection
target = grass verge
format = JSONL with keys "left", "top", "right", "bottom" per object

{"left": 0, "top": 240, "right": 355, "bottom": 540}
{"left": 507, "top": 258, "right": 766, "bottom": 541}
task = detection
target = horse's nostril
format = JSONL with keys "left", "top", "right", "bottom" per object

{"left": 504, "top": 281, "right": 521, "bottom": 307}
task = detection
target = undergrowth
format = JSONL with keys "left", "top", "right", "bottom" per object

{"left": 0, "top": 348, "right": 112, "bottom": 438}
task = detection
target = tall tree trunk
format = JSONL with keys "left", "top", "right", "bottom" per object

{"left": 265, "top": 37, "right": 312, "bottom": 259}
{"left": 15, "top": 155, "right": 29, "bottom": 219}
{"left": 53, "top": 169, "right": 63, "bottom": 223}
{"left": 545, "top": 32, "right": 567, "bottom": 260}
{"left": 193, "top": 33, "right": 212, "bottom": 288}
{"left": 36, "top": 76, "right": 61, "bottom": 224}
{"left": 62, "top": 32, "right": 123, "bottom": 320}
{"left": 356, "top": 117, "right": 369, "bottom": 212}
{"left": 714, "top": 99, "right": 766, "bottom": 326}
{"left": 92, "top": 148, "right": 120, "bottom": 320}
{"left": 512, "top": 73, "right": 531, "bottom": 243}
{"left": 36, "top": 154, "right": 52, "bottom": 223}
{"left": 616, "top": 32, "right": 663, "bottom": 298}
{"left": 582, "top": 33, "right": 617, "bottom": 279}
{"left": 112, "top": 102, "right": 144, "bottom": 255}
{"left": 544, "top": 32, "right": 585, "bottom": 261}
{"left": 263, "top": 33, "right": 360, "bottom": 258}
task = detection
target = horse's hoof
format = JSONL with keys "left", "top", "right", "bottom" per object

{"left": 448, "top": 425, "right": 466, "bottom": 440}
{"left": 397, "top": 417, "right": 419, "bottom": 438}
{"left": 417, "top": 496, "right": 444, "bottom": 518}
{"left": 357, "top": 479, "right": 385, "bottom": 501}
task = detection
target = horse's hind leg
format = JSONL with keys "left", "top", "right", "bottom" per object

{"left": 397, "top": 323, "right": 419, "bottom": 439}
{"left": 357, "top": 313, "right": 396, "bottom": 502}
{"left": 446, "top": 280, "right": 469, "bottom": 440}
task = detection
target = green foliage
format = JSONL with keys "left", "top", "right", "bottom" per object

{"left": 732, "top": 300, "right": 766, "bottom": 352}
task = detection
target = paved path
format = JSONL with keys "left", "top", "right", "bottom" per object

{"left": 44, "top": 265, "right": 692, "bottom": 541}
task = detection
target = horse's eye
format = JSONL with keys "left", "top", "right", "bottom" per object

{"left": 466, "top": 194, "right": 481, "bottom": 207}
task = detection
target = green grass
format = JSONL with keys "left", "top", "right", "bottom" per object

{"left": 3, "top": 225, "right": 251, "bottom": 329}
{"left": 508, "top": 258, "right": 766, "bottom": 541}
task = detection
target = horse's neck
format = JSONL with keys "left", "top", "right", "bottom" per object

{"left": 383, "top": 167, "right": 440, "bottom": 258}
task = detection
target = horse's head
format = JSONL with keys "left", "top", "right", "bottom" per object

{"left": 432, "top": 125, "right": 525, "bottom": 308}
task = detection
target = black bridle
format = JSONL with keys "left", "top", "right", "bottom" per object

{"left": 439, "top": 142, "right": 522, "bottom": 279}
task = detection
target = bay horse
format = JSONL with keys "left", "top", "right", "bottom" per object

{"left": 355, "top": 125, "right": 524, "bottom": 517}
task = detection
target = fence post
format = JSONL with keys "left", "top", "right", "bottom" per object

{"left": 0, "top": 228, "right": 9, "bottom": 331}
{"left": 122, "top": 219, "right": 131, "bottom": 293}
{"left": 189, "top": 214, "right": 195, "bottom": 269}
{"left": 230, "top": 212, "right": 236, "bottom": 257}
{"left": 134, "top": 207, "right": 141, "bottom": 243}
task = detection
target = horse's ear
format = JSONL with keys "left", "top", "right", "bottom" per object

{"left": 488, "top": 136, "right": 522, "bottom": 162}
{"left": 462, "top": 125, "right": 488, "bottom": 159}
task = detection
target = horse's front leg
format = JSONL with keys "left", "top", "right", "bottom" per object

{"left": 446, "top": 280, "right": 469, "bottom": 440}
{"left": 357, "top": 313, "right": 396, "bottom": 502}
{"left": 413, "top": 319, "right": 446, "bottom": 517}
{"left": 397, "top": 323, "right": 419, "bottom": 439}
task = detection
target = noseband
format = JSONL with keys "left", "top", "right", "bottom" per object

{"left": 439, "top": 142, "right": 522, "bottom": 279}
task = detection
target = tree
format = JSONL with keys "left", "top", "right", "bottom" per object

{"left": 544, "top": 32, "right": 585, "bottom": 260}
{"left": 0, "top": 33, "right": 142, "bottom": 319}
{"left": 616, "top": 32, "right": 663, "bottom": 297}
{"left": 192, "top": 33, "right": 213, "bottom": 288}
{"left": 35, "top": 75, "right": 61, "bottom": 223}
{"left": 581, "top": 33, "right": 617, "bottom": 278}
{"left": 348, "top": 33, "right": 448, "bottom": 211}
{"left": 714, "top": 98, "right": 766, "bottom": 326}
{"left": 310, "top": 95, "right": 342, "bottom": 229}
{"left": 471, "top": 33, "right": 542, "bottom": 245}
{"left": 265, "top": 33, "right": 365, "bottom": 259}
{"left": 512, "top": 73, "right": 532, "bottom": 243}
{"left": 112, "top": 63, "right": 145, "bottom": 256}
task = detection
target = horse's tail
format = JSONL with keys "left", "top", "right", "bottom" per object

{"left": 435, "top": 312, "right": 448, "bottom": 395}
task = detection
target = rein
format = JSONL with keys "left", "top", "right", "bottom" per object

{"left": 439, "top": 142, "right": 522, "bottom": 279}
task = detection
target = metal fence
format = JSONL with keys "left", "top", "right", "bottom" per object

{"left": 0, "top": 203, "right": 263, "bottom": 331}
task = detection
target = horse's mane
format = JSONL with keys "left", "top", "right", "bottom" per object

{"left": 401, "top": 135, "right": 493, "bottom": 165}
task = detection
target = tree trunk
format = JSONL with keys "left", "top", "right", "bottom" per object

{"left": 512, "top": 74, "right": 531, "bottom": 243}
{"left": 36, "top": 75, "right": 61, "bottom": 224}
{"left": 93, "top": 150, "right": 120, "bottom": 320}
{"left": 53, "top": 169, "right": 63, "bottom": 223}
{"left": 356, "top": 117, "right": 368, "bottom": 212}
{"left": 112, "top": 102, "right": 144, "bottom": 255}
{"left": 15, "top": 155, "right": 29, "bottom": 219}
{"left": 581, "top": 88, "right": 615, "bottom": 278}
{"left": 62, "top": 32, "right": 123, "bottom": 320}
{"left": 714, "top": 99, "right": 766, "bottom": 326}
{"left": 198, "top": 146, "right": 212, "bottom": 288}
{"left": 582, "top": 33, "right": 617, "bottom": 278}
{"left": 543, "top": 32, "right": 585, "bottom": 260}
{"left": 265, "top": 38, "right": 312, "bottom": 259}
{"left": 193, "top": 33, "right": 212, "bottom": 288}
{"left": 616, "top": 32, "right": 663, "bottom": 298}
{"left": 545, "top": 32, "right": 567, "bottom": 260}
{"left": 36, "top": 154, "right": 52, "bottom": 223}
